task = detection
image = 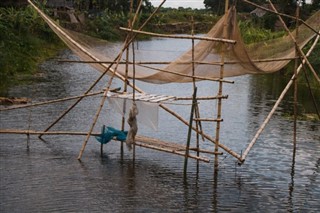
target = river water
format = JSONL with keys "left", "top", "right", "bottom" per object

{"left": 1, "top": 38, "right": 319, "bottom": 212}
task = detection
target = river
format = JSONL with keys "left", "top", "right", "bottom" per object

{"left": 0, "top": 38, "right": 319, "bottom": 212}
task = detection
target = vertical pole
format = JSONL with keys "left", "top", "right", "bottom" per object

{"left": 293, "top": 1, "right": 301, "bottom": 148}
{"left": 184, "top": 87, "right": 197, "bottom": 174}
{"left": 191, "top": 16, "right": 201, "bottom": 159}
{"left": 214, "top": 0, "right": 229, "bottom": 169}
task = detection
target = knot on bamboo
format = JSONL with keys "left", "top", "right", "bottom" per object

{"left": 126, "top": 102, "right": 138, "bottom": 150}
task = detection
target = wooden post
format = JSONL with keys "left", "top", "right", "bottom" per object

{"left": 293, "top": 1, "right": 301, "bottom": 148}
{"left": 184, "top": 87, "right": 197, "bottom": 173}
{"left": 213, "top": 0, "right": 229, "bottom": 169}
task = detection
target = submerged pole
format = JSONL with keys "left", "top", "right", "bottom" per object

{"left": 184, "top": 87, "right": 197, "bottom": 173}
{"left": 213, "top": 0, "right": 229, "bottom": 169}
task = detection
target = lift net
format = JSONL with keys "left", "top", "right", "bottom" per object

{"left": 29, "top": 1, "right": 320, "bottom": 84}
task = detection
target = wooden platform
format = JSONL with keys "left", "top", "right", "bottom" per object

{"left": 107, "top": 92, "right": 176, "bottom": 103}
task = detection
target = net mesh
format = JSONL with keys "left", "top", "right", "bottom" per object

{"left": 29, "top": 1, "right": 320, "bottom": 84}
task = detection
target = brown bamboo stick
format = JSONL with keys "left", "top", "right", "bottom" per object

{"left": 240, "top": 31, "right": 320, "bottom": 163}
{"left": 175, "top": 95, "right": 228, "bottom": 100}
{"left": 267, "top": 1, "right": 319, "bottom": 83}
{"left": 138, "top": 63, "right": 234, "bottom": 83}
{"left": 0, "top": 90, "right": 105, "bottom": 112}
{"left": 133, "top": 141, "right": 210, "bottom": 163}
{"left": 0, "top": 129, "right": 100, "bottom": 136}
{"left": 58, "top": 56, "right": 299, "bottom": 65}
{"left": 193, "top": 118, "right": 223, "bottom": 122}
{"left": 119, "top": 27, "right": 237, "bottom": 44}
{"left": 293, "top": 2, "right": 301, "bottom": 150}
{"left": 241, "top": 0, "right": 320, "bottom": 35}
{"left": 211, "top": 0, "right": 229, "bottom": 168}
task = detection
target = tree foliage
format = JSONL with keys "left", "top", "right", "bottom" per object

{"left": 74, "top": 0, "right": 152, "bottom": 13}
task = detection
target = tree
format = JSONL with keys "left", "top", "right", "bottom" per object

{"left": 204, "top": 0, "right": 265, "bottom": 14}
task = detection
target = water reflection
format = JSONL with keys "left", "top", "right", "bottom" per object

{"left": 1, "top": 41, "right": 320, "bottom": 212}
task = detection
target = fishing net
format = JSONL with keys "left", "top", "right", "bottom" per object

{"left": 29, "top": 1, "right": 320, "bottom": 84}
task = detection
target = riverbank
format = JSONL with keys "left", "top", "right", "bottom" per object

{"left": 0, "top": 6, "right": 64, "bottom": 96}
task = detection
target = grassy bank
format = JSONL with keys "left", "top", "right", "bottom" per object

{"left": 0, "top": 6, "right": 64, "bottom": 95}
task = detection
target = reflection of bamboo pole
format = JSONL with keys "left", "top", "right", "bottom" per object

{"left": 240, "top": 32, "right": 320, "bottom": 163}
{"left": 120, "top": 27, "right": 236, "bottom": 44}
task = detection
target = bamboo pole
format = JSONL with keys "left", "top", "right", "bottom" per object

{"left": 0, "top": 129, "right": 100, "bottom": 136}
{"left": 119, "top": 27, "right": 237, "bottom": 44}
{"left": 212, "top": 0, "right": 229, "bottom": 169}
{"left": 175, "top": 95, "right": 228, "bottom": 100}
{"left": 240, "top": 32, "right": 320, "bottom": 163}
{"left": 293, "top": 1, "right": 301, "bottom": 151}
{"left": 184, "top": 87, "right": 197, "bottom": 172}
{"left": 193, "top": 118, "right": 223, "bottom": 122}
{"left": 134, "top": 142, "right": 210, "bottom": 163}
{"left": 136, "top": 63, "right": 234, "bottom": 83}
{"left": 0, "top": 90, "right": 106, "bottom": 112}
{"left": 58, "top": 56, "right": 299, "bottom": 65}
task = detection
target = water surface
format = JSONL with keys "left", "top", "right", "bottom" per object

{"left": 1, "top": 38, "right": 319, "bottom": 212}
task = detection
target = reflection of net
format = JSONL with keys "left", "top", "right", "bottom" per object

{"left": 30, "top": 1, "right": 319, "bottom": 83}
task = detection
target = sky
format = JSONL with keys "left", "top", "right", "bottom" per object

{"left": 150, "top": 0, "right": 312, "bottom": 9}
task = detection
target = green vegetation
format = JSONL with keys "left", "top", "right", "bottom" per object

{"left": 0, "top": 5, "right": 63, "bottom": 93}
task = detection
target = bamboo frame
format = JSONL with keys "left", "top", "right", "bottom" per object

{"left": 1, "top": 0, "right": 317, "bottom": 169}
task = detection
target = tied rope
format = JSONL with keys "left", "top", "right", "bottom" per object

{"left": 126, "top": 102, "right": 138, "bottom": 150}
{"left": 126, "top": 36, "right": 138, "bottom": 150}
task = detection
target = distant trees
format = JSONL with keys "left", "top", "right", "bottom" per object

{"left": 203, "top": 0, "right": 319, "bottom": 16}
{"left": 73, "top": 0, "right": 152, "bottom": 13}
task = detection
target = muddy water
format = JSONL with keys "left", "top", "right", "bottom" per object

{"left": 0, "top": 38, "right": 319, "bottom": 212}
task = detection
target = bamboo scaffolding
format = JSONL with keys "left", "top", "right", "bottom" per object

{"left": 77, "top": 0, "right": 146, "bottom": 160}
{"left": 119, "top": 27, "right": 237, "bottom": 44}
{"left": 240, "top": 31, "right": 320, "bottom": 163}
{"left": 31, "top": 0, "right": 166, "bottom": 139}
